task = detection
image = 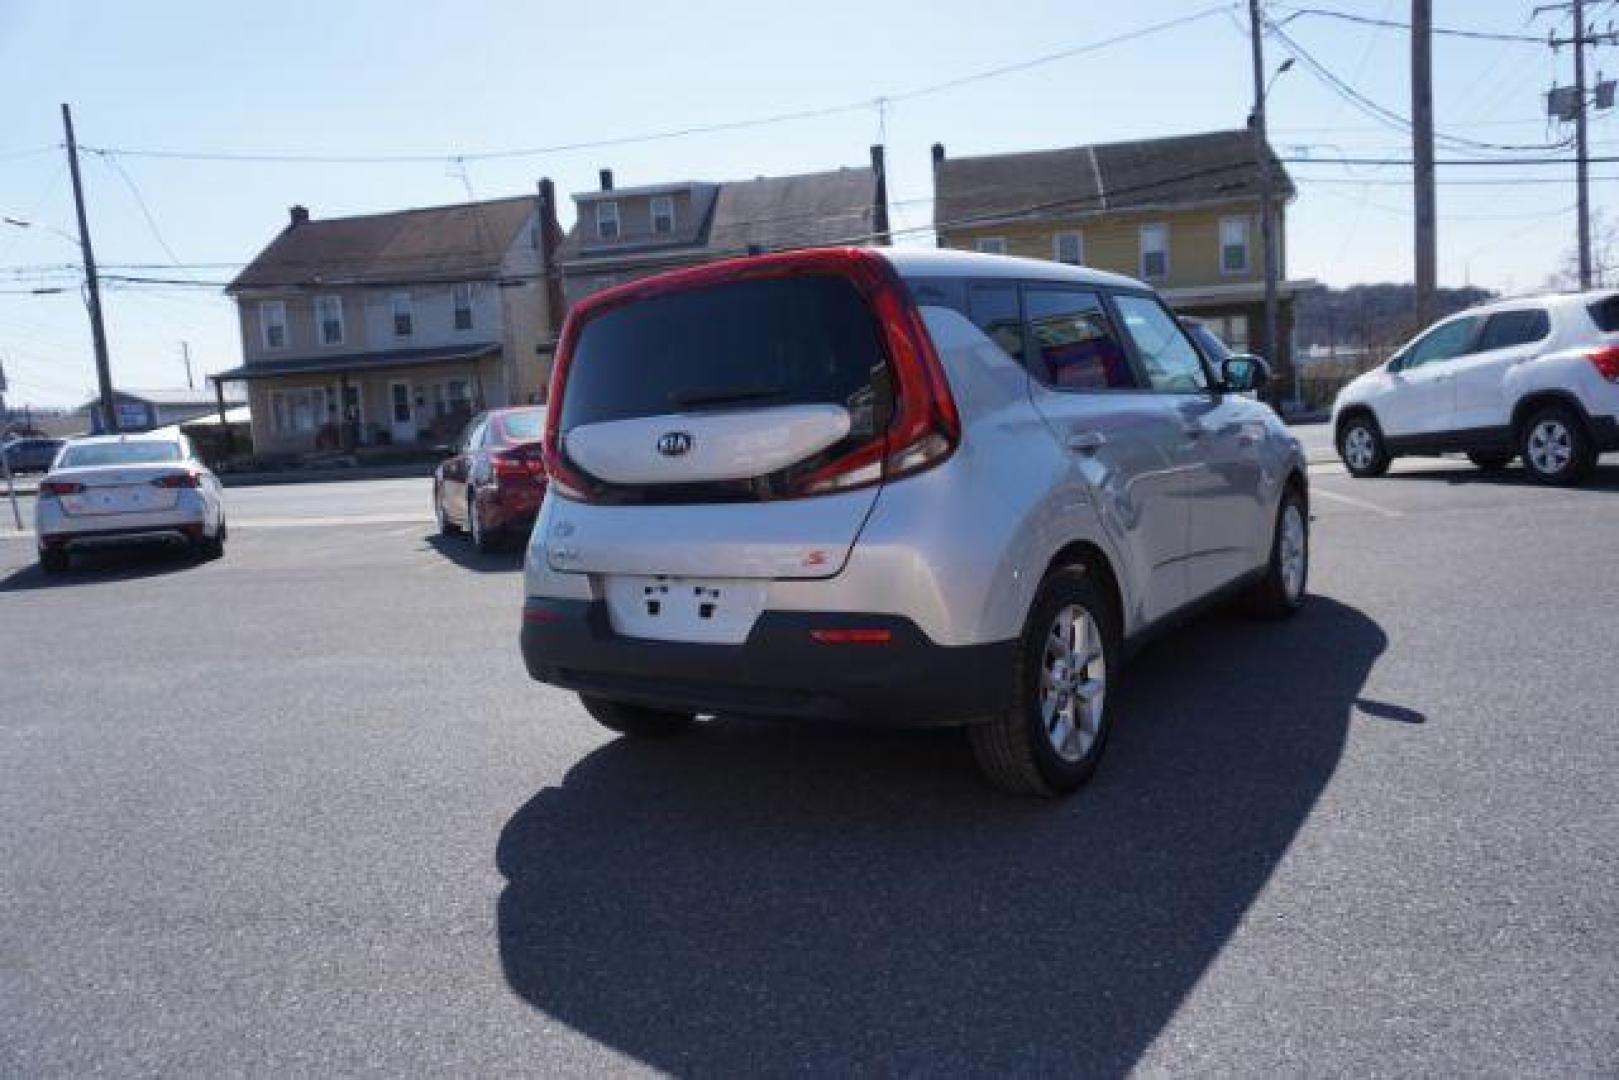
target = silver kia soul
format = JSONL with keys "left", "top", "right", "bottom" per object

{"left": 521, "top": 247, "right": 1309, "bottom": 795}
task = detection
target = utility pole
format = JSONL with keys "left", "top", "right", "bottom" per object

{"left": 1573, "top": 0, "right": 1592, "bottom": 288}
{"left": 180, "top": 341, "right": 194, "bottom": 390}
{"left": 1412, "top": 0, "right": 1437, "bottom": 326}
{"left": 61, "top": 104, "right": 117, "bottom": 433}
{"left": 1248, "top": 0, "right": 1282, "bottom": 396}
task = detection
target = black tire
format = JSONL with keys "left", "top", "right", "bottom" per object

{"left": 38, "top": 548, "right": 68, "bottom": 574}
{"left": 968, "top": 567, "right": 1118, "bottom": 797}
{"left": 579, "top": 694, "right": 696, "bottom": 737}
{"left": 1519, "top": 404, "right": 1596, "bottom": 486}
{"left": 1337, "top": 413, "right": 1390, "bottom": 478}
{"left": 1242, "top": 486, "right": 1309, "bottom": 619}
{"left": 198, "top": 529, "right": 225, "bottom": 560}
{"left": 468, "top": 493, "right": 496, "bottom": 553}
{"left": 1467, "top": 452, "right": 1514, "bottom": 472}
{"left": 434, "top": 484, "right": 460, "bottom": 535}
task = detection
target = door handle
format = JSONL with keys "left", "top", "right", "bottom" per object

{"left": 1066, "top": 431, "right": 1107, "bottom": 454}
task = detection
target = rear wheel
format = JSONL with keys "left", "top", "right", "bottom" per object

{"left": 1338, "top": 415, "right": 1390, "bottom": 478}
{"left": 468, "top": 493, "right": 496, "bottom": 553}
{"left": 1467, "top": 451, "right": 1514, "bottom": 472}
{"left": 579, "top": 694, "right": 696, "bottom": 737}
{"left": 198, "top": 527, "right": 225, "bottom": 560}
{"left": 968, "top": 567, "right": 1116, "bottom": 797}
{"left": 38, "top": 548, "right": 68, "bottom": 574}
{"left": 1520, "top": 404, "right": 1595, "bottom": 486}
{"left": 434, "top": 484, "right": 459, "bottom": 535}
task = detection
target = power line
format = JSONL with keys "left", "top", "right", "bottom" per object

{"left": 1272, "top": 5, "right": 1545, "bottom": 43}
{"left": 92, "top": 151, "right": 196, "bottom": 280}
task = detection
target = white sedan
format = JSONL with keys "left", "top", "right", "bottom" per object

{"left": 34, "top": 431, "right": 227, "bottom": 572}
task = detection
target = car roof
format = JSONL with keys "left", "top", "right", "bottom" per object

{"left": 1451, "top": 287, "right": 1619, "bottom": 319}
{"left": 880, "top": 248, "right": 1146, "bottom": 291}
{"left": 66, "top": 431, "right": 183, "bottom": 447}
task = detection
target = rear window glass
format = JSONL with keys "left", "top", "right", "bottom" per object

{"left": 493, "top": 408, "right": 545, "bottom": 443}
{"left": 1587, "top": 295, "right": 1619, "bottom": 332}
{"left": 58, "top": 441, "right": 181, "bottom": 467}
{"left": 1476, "top": 309, "right": 1550, "bottom": 351}
{"left": 561, "top": 275, "right": 890, "bottom": 440}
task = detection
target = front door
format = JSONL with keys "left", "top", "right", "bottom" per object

{"left": 388, "top": 381, "right": 416, "bottom": 444}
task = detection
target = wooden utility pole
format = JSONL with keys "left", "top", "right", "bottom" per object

{"left": 61, "top": 104, "right": 118, "bottom": 433}
{"left": 1247, "top": 0, "right": 1282, "bottom": 388}
{"left": 1412, "top": 0, "right": 1437, "bottom": 326}
{"left": 1573, "top": 0, "right": 1592, "bottom": 288}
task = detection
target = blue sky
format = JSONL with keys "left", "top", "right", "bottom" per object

{"left": 0, "top": 0, "right": 1602, "bottom": 407}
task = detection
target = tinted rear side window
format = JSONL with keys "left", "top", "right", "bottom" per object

{"left": 562, "top": 276, "right": 890, "bottom": 442}
{"left": 967, "top": 283, "right": 1025, "bottom": 362}
{"left": 1587, "top": 295, "right": 1619, "bottom": 332}
{"left": 1475, "top": 309, "right": 1550, "bottom": 351}
{"left": 1024, "top": 288, "right": 1137, "bottom": 390}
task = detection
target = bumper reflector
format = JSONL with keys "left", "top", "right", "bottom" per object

{"left": 810, "top": 628, "right": 893, "bottom": 645}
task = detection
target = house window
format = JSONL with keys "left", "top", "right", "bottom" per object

{"left": 270, "top": 387, "right": 328, "bottom": 435}
{"left": 597, "top": 200, "right": 620, "bottom": 240}
{"left": 975, "top": 237, "right": 1007, "bottom": 255}
{"left": 1220, "top": 217, "right": 1250, "bottom": 274}
{"left": 453, "top": 283, "right": 475, "bottom": 331}
{"left": 1140, "top": 224, "right": 1169, "bottom": 280}
{"left": 259, "top": 301, "right": 287, "bottom": 350}
{"left": 314, "top": 295, "right": 344, "bottom": 346}
{"left": 391, "top": 293, "right": 413, "bottom": 337}
{"left": 651, "top": 195, "right": 675, "bottom": 235}
{"left": 1053, "top": 231, "right": 1083, "bottom": 265}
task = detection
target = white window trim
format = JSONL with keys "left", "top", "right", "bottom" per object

{"left": 975, "top": 236, "right": 1007, "bottom": 255}
{"left": 1139, "top": 223, "right": 1170, "bottom": 280}
{"left": 452, "top": 283, "right": 475, "bottom": 331}
{"left": 1219, "top": 216, "right": 1251, "bottom": 276}
{"left": 390, "top": 292, "right": 413, "bottom": 337}
{"left": 259, "top": 300, "right": 287, "bottom": 351}
{"left": 1053, "top": 230, "right": 1083, "bottom": 265}
{"left": 314, "top": 295, "right": 345, "bottom": 347}
{"left": 651, "top": 195, "right": 675, "bottom": 235}
{"left": 596, "top": 200, "right": 620, "bottom": 240}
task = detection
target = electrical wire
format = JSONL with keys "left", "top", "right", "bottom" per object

{"left": 1272, "top": 5, "right": 1544, "bottom": 43}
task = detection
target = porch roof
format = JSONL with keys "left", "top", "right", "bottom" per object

{"left": 211, "top": 343, "right": 500, "bottom": 383}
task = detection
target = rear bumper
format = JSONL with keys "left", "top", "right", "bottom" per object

{"left": 37, "top": 498, "right": 209, "bottom": 548}
{"left": 39, "top": 523, "right": 203, "bottom": 550}
{"left": 480, "top": 484, "right": 544, "bottom": 534}
{"left": 520, "top": 598, "right": 1014, "bottom": 726}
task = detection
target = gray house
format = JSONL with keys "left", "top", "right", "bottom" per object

{"left": 558, "top": 147, "right": 891, "bottom": 305}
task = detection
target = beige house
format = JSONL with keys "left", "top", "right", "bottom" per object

{"left": 558, "top": 148, "right": 890, "bottom": 305}
{"left": 218, "top": 187, "right": 565, "bottom": 457}
{"left": 933, "top": 130, "right": 1316, "bottom": 381}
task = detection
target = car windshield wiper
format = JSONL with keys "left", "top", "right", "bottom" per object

{"left": 669, "top": 385, "right": 785, "bottom": 408}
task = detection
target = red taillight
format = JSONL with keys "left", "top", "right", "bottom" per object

{"left": 810, "top": 627, "right": 894, "bottom": 645}
{"left": 490, "top": 445, "right": 547, "bottom": 484}
{"left": 1587, "top": 345, "right": 1619, "bottom": 382}
{"left": 40, "top": 480, "right": 84, "bottom": 496}
{"left": 152, "top": 472, "right": 200, "bottom": 489}
{"left": 542, "top": 247, "right": 960, "bottom": 504}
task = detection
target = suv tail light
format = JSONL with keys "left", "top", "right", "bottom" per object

{"left": 152, "top": 472, "right": 201, "bottom": 489}
{"left": 40, "top": 480, "right": 84, "bottom": 496}
{"left": 542, "top": 247, "right": 959, "bottom": 503}
{"left": 1587, "top": 345, "right": 1619, "bottom": 382}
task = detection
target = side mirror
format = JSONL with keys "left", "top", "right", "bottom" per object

{"left": 1221, "top": 354, "right": 1270, "bottom": 394}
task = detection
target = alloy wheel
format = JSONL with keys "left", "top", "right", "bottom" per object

{"left": 1039, "top": 604, "right": 1107, "bottom": 763}
{"left": 1527, "top": 419, "right": 1573, "bottom": 477}
{"left": 1280, "top": 502, "right": 1308, "bottom": 602}
{"left": 1343, "top": 426, "right": 1376, "bottom": 471}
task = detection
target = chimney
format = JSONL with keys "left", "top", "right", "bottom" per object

{"left": 289, "top": 205, "right": 309, "bottom": 228}
{"left": 931, "top": 143, "right": 946, "bottom": 168}
{"left": 869, "top": 145, "right": 891, "bottom": 247}
{"left": 598, "top": 168, "right": 614, "bottom": 192}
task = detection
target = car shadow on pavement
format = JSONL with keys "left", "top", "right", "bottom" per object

{"left": 1381, "top": 460, "right": 1619, "bottom": 491}
{"left": 423, "top": 533, "right": 525, "bottom": 573}
{"left": 0, "top": 543, "right": 205, "bottom": 591}
{"left": 495, "top": 596, "right": 1387, "bottom": 1074}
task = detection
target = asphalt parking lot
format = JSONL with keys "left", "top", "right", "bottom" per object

{"left": 2, "top": 456, "right": 1616, "bottom": 1075}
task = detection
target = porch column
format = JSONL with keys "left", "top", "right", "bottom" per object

{"left": 339, "top": 372, "right": 354, "bottom": 452}
{"left": 213, "top": 377, "right": 231, "bottom": 458}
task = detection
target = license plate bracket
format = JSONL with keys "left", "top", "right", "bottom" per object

{"left": 602, "top": 575, "right": 766, "bottom": 644}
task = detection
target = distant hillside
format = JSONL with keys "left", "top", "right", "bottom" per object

{"left": 1295, "top": 284, "right": 1495, "bottom": 350}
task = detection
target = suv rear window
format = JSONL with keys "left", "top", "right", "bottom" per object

{"left": 561, "top": 275, "right": 890, "bottom": 442}
{"left": 1587, "top": 295, "right": 1619, "bottom": 332}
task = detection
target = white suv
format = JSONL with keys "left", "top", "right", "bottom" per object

{"left": 521, "top": 248, "right": 1308, "bottom": 795}
{"left": 1333, "top": 290, "right": 1619, "bottom": 484}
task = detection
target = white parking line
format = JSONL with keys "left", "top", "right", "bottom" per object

{"left": 232, "top": 514, "right": 432, "bottom": 528}
{"left": 1312, "top": 487, "right": 1404, "bottom": 518}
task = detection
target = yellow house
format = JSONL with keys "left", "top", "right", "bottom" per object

{"left": 933, "top": 129, "right": 1315, "bottom": 383}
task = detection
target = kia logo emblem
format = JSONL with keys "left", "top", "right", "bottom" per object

{"left": 657, "top": 431, "right": 693, "bottom": 457}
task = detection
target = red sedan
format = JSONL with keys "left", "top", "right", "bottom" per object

{"left": 433, "top": 406, "right": 547, "bottom": 552}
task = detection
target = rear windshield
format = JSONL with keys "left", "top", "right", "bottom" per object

{"left": 561, "top": 275, "right": 890, "bottom": 440}
{"left": 493, "top": 408, "right": 545, "bottom": 443}
{"left": 58, "top": 441, "right": 182, "bottom": 468}
{"left": 1587, "top": 295, "right": 1619, "bottom": 332}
